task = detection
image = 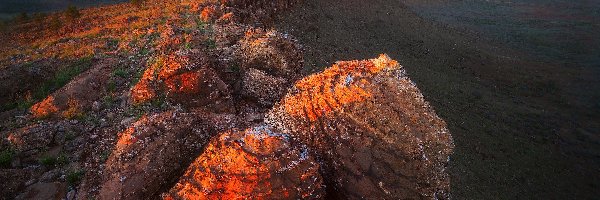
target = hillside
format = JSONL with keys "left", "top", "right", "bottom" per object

{"left": 0, "top": 0, "right": 454, "bottom": 199}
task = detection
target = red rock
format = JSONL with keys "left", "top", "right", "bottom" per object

{"left": 163, "top": 125, "right": 324, "bottom": 199}
{"left": 266, "top": 54, "right": 454, "bottom": 199}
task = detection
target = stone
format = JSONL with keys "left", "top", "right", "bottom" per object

{"left": 266, "top": 54, "right": 454, "bottom": 199}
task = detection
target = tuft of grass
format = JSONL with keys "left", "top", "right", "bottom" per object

{"left": 39, "top": 155, "right": 58, "bottom": 167}
{"left": 0, "top": 149, "right": 14, "bottom": 168}
{"left": 56, "top": 153, "right": 69, "bottom": 166}
{"left": 66, "top": 170, "right": 84, "bottom": 186}
{"left": 106, "top": 80, "right": 116, "bottom": 93}
{"left": 112, "top": 68, "right": 128, "bottom": 78}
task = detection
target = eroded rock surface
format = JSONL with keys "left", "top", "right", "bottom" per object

{"left": 266, "top": 54, "right": 454, "bottom": 199}
{"left": 97, "top": 110, "right": 238, "bottom": 200}
{"left": 164, "top": 125, "right": 324, "bottom": 199}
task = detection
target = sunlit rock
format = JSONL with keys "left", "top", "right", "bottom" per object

{"left": 97, "top": 110, "right": 238, "bottom": 200}
{"left": 130, "top": 53, "right": 233, "bottom": 112}
{"left": 163, "top": 125, "right": 324, "bottom": 199}
{"left": 266, "top": 54, "right": 454, "bottom": 199}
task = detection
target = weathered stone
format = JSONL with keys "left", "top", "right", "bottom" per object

{"left": 164, "top": 125, "right": 324, "bottom": 199}
{"left": 266, "top": 54, "right": 454, "bottom": 199}
{"left": 96, "top": 110, "right": 238, "bottom": 200}
{"left": 242, "top": 68, "right": 289, "bottom": 106}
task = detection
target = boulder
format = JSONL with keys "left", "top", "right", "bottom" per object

{"left": 266, "top": 54, "right": 454, "bottom": 199}
{"left": 164, "top": 125, "right": 324, "bottom": 199}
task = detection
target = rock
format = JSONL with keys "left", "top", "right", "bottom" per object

{"left": 39, "top": 169, "right": 61, "bottom": 183}
{"left": 6, "top": 122, "right": 56, "bottom": 151}
{"left": 236, "top": 28, "right": 303, "bottom": 81}
{"left": 95, "top": 111, "right": 238, "bottom": 200}
{"left": 242, "top": 68, "right": 289, "bottom": 106}
{"left": 66, "top": 189, "right": 77, "bottom": 200}
{"left": 29, "top": 59, "right": 116, "bottom": 119}
{"left": 164, "top": 125, "right": 324, "bottom": 199}
{"left": 0, "top": 169, "right": 34, "bottom": 199}
{"left": 266, "top": 54, "right": 454, "bottom": 199}
{"left": 91, "top": 101, "right": 101, "bottom": 111}
{"left": 15, "top": 182, "right": 67, "bottom": 200}
{"left": 130, "top": 53, "right": 234, "bottom": 112}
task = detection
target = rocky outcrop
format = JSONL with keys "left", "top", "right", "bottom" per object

{"left": 266, "top": 54, "right": 454, "bottom": 199}
{"left": 164, "top": 125, "right": 324, "bottom": 199}
{"left": 97, "top": 111, "right": 238, "bottom": 200}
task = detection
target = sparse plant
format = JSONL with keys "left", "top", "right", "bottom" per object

{"left": 66, "top": 169, "right": 84, "bottom": 186}
{"left": 39, "top": 155, "right": 58, "bottom": 167}
{"left": 0, "top": 149, "right": 14, "bottom": 168}
{"left": 113, "top": 68, "right": 128, "bottom": 78}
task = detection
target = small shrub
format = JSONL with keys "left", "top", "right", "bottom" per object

{"left": 0, "top": 149, "right": 14, "bottom": 168}
{"left": 112, "top": 68, "right": 128, "bottom": 78}
{"left": 66, "top": 170, "right": 84, "bottom": 186}
{"left": 39, "top": 155, "right": 58, "bottom": 167}
{"left": 65, "top": 6, "right": 81, "bottom": 20}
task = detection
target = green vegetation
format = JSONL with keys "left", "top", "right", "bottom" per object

{"left": 0, "top": 149, "right": 14, "bottom": 168}
{"left": 39, "top": 153, "right": 69, "bottom": 167}
{"left": 39, "top": 155, "right": 58, "bottom": 167}
{"left": 66, "top": 169, "right": 84, "bottom": 186}
{"left": 112, "top": 67, "right": 128, "bottom": 78}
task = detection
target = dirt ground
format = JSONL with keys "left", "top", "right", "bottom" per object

{"left": 275, "top": 0, "right": 600, "bottom": 199}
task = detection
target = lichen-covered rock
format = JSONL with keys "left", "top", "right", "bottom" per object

{"left": 130, "top": 52, "right": 233, "bottom": 112}
{"left": 97, "top": 110, "right": 238, "bottom": 200}
{"left": 242, "top": 68, "right": 289, "bottom": 106}
{"left": 266, "top": 54, "right": 454, "bottom": 199}
{"left": 163, "top": 125, "right": 324, "bottom": 199}
{"left": 236, "top": 28, "right": 303, "bottom": 80}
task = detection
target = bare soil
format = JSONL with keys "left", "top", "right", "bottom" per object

{"left": 275, "top": 0, "right": 600, "bottom": 199}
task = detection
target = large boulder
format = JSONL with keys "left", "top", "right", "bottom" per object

{"left": 164, "top": 125, "right": 324, "bottom": 199}
{"left": 97, "top": 110, "right": 238, "bottom": 200}
{"left": 130, "top": 52, "right": 233, "bottom": 112}
{"left": 266, "top": 54, "right": 454, "bottom": 199}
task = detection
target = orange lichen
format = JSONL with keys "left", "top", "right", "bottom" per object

{"left": 62, "top": 98, "right": 83, "bottom": 119}
{"left": 164, "top": 71, "right": 201, "bottom": 94}
{"left": 200, "top": 6, "right": 217, "bottom": 22}
{"left": 116, "top": 127, "right": 137, "bottom": 147}
{"left": 30, "top": 96, "right": 59, "bottom": 118}
{"left": 282, "top": 54, "right": 399, "bottom": 121}
{"left": 164, "top": 126, "right": 323, "bottom": 199}
{"left": 130, "top": 79, "right": 156, "bottom": 104}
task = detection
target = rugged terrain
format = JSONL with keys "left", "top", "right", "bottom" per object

{"left": 0, "top": 0, "right": 455, "bottom": 199}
